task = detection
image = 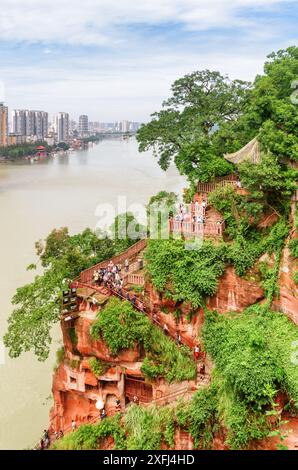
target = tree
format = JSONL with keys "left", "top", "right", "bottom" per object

{"left": 137, "top": 70, "right": 251, "bottom": 182}
{"left": 110, "top": 212, "right": 146, "bottom": 253}
{"left": 228, "top": 46, "right": 298, "bottom": 163}
{"left": 3, "top": 226, "right": 130, "bottom": 361}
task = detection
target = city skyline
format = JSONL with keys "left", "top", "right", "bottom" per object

{"left": 0, "top": 1, "right": 297, "bottom": 121}
{"left": 0, "top": 100, "right": 141, "bottom": 144}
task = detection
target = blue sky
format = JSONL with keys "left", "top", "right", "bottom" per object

{"left": 0, "top": 0, "right": 297, "bottom": 122}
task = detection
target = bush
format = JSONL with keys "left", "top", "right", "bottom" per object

{"left": 124, "top": 405, "right": 175, "bottom": 450}
{"left": 200, "top": 306, "right": 298, "bottom": 448}
{"left": 90, "top": 298, "right": 196, "bottom": 383}
{"left": 52, "top": 414, "right": 126, "bottom": 450}
{"left": 56, "top": 346, "right": 65, "bottom": 365}
{"left": 88, "top": 357, "right": 107, "bottom": 377}
{"left": 145, "top": 239, "right": 227, "bottom": 307}
{"left": 289, "top": 238, "right": 298, "bottom": 258}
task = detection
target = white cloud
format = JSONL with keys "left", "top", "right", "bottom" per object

{"left": 0, "top": 0, "right": 294, "bottom": 45}
{"left": 0, "top": 0, "right": 296, "bottom": 120}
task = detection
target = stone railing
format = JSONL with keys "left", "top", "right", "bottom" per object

{"left": 125, "top": 274, "right": 145, "bottom": 286}
{"left": 169, "top": 220, "right": 225, "bottom": 238}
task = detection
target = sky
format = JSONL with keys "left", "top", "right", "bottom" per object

{"left": 0, "top": 0, "right": 297, "bottom": 122}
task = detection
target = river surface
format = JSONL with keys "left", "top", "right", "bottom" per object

{"left": 0, "top": 137, "right": 185, "bottom": 449}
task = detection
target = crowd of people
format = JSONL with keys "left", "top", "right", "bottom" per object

{"left": 39, "top": 428, "right": 64, "bottom": 450}
{"left": 174, "top": 199, "right": 207, "bottom": 224}
{"left": 91, "top": 259, "right": 146, "bottom": 313}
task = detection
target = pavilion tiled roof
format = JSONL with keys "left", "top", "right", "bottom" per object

{"left": 224, "top": 137, "right": 261, "bottom": 165}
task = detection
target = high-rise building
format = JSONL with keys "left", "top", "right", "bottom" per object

{"left": 34, "top": 111, "right": 48, "bottom": 139}
{"left": 79, "top": 115, "right": 89, "bottom": 136}
{"left": 12, "top": 109, "right": 48, "bottom": 139}
{"left": 0, "top": 103, "right": 8, "bottom": 146}
{"left": 121, "top": 120, "right": 130, "bottom": 133}
{"left": 12, "top": 109, "right": 26, "bottom": 136}
{"left": 55, "top": 112, "right": 69, "bottom": 142}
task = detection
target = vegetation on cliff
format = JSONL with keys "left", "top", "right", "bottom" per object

{"left": 137, "top": 47, "right": 298, "bottom": 187}
{"left": 51, "top": 414, "right": 126, "bottom": 450}
{"left": 4, "top": 214, "right": 140, "bottom": 361}
{"left": 145, "top": 239, "right": 227, "bottom": 307}
{"left": 198, "top": 306, "right": 298, "bottom": 449}
{"left": 91, "top": 297, "right": 196, "bottom": 383}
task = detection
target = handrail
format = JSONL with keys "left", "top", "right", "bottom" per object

{"left": 79, "top": 239, "right": 147, "bottom": 284}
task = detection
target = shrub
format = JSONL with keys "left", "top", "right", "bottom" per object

{"left": 90, "top": 298, "right": 196, "bottom": 383}
{"left": 88, "top": 357, "right": 107, "bottom": 377}
{"left": 145, "top": 239, "right": 227, "bottom": 307}
{"left": 52, "top": 414, "right": 126, "bottom": 450}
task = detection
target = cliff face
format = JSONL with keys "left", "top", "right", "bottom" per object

{"left": 50, "top": 237, "right": 298, "bottom": 450}
{"left": 273, "top": 247, "right": 298, "bottom": 323}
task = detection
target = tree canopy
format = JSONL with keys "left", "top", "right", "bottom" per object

{"left": 137, "top": 47, "right": 298, "bottom": 186}
{"left": 4, "top": 221, "right": 136, "bottom": 361}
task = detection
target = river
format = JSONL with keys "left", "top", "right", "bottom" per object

{"left": 0, "top": 137, "right": 185, "bottom": 449}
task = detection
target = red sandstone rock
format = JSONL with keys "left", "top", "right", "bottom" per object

{"left": 208, "top": 266, "right": 264, "bottom": 313}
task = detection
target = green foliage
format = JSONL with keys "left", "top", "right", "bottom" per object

{"left": 90, "top": 298, "right": 196, "bottom": 383}
{"left": 145, "top": 239, "right": 227, "bottom": 307}
{"left": 88, "top": 357, "right": 108, "bottom": 377}
{"left": 109, "top": 212, "right": 146, "bottom": 253}
{"left": 55, "top": 346, "right": 65, "bottom": 365}
{"left": 0, "top": 141, "right": 52, "bottom": 160}
{"left": 70, "top": 358, "right": 80, "bottom": 370}
{"left": 141, "top": 328, "right": 196, "bottom": 383}
{"left": 138, "top": 47, "right": 298, "bottom": 190}
{"left": 124, "top": 405, "right": 175, "bottom": 450}
{"left": 227, "top": 236, "right": 264, "bottom": 277}
{"left": 4, "top": 224, "right": 135, "bottom": 361}
{"left": 147, "top": 191, "right": 178, "bottom": 238}
{"left": 90, "top": 297, "right": 151, "bottom": 355}
{"left": 200, "top": 306, "right": 298, "bottom": 448}
{"left": 289, "top": 238, "right": 298, "bottom": 258}
{"left": 68, "top": 327, "right": 78, "bottom": 346}
{"left": 176, "top": 385, "right": 219, "bottom": 448}
{"left": 52, "top": 414, "right": 126, "bottom": 450}
{"left": 294, "top": 272, "right": 298, "bottom": 285}
{"left": 239, "top": 153, "right": 297, "bottom": 204}
{"left": 137, "top": 70, "right": 250, "bottom": 183}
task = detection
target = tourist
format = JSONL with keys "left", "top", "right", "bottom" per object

{"left": 199, "top": 363, "right": 206, "bottom": 375}
{"left": 139, "top": 300, "right": 145, "bottom": 313}
{"left": 126, "top": 292, "right": 130, "bottom": 302}
{"left": 125, "top": 258, "right": 129, "bottom": 272}
{"left": 59, "top": 430, "right": 64, "bottom": 439}
{"left": 54, "top": 431, "right": 59, "bottom": 441}
{"left": 133, "top": 395, "right": 139, "bottom": 405}
{"left": 39, "top": 438, "right": 45, "bottom": 450}
{"left": 194, "top": 345, "right": 200, "bottom": 360}
{"left": 115, "top": 399, "right": 121, "bottom": 412}
{"left": 175, "top": 331, "right": 181, "bottom": 346}
{"left": 131, "top": 294, "right": 137, "bottom": 306}
{"left": 71, "top": 419, "right": 76, "bottom": 431}
{"left": 163, "top": 324, "right": 169, "bottom": 335}
{"left": 100, "top": 408, "right": 107, "bottom": 420}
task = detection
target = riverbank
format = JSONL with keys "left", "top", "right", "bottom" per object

{"left": 0, "top": 137, "right": 186, "bottom": 449}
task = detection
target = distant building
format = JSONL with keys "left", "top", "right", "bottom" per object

{"left": 130, "top": 122, "right": 140, "bottom": 132}
{"left": 121, "top": 120, "right": 130, "bottom": 133}
{"left": 55, "top": 112, "right": 70, "bottom": 143}
{"left": 79, "top": 115, "right": 89, "bottom": 136}
{"left": 7, "top": 133, "right": 26, "bottom": 146}
{"left": 0, "top": 103, "right": 8, "bottom": 146}
{"left": 12, "top": 109, "right": 48, "bottom": 139}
